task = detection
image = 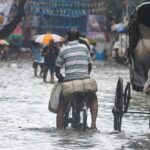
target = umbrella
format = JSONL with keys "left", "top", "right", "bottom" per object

{"left": 111, "top": 23, "right": 127, "bottom": 33}
{"left": 34, "top": 33, "right": 64, "bottom": 45}
{"left": 0, "top": 39, "right": 10, "bottom": 46}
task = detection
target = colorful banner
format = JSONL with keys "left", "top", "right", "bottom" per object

{"left": 87, "top": 15, "right": 106, "bottom": 35}
{"left": 86, "top": 14, "right": 107, "bottom": 56}
{"left": 0, "top": 0, "right": 13, "bottom": 29}
{"left": 12, "top": 24, "right": 23, "bottom": 35}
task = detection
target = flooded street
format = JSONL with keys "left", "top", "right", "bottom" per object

{"left": 0, "top": 60, "right": 150, "bottom": 150}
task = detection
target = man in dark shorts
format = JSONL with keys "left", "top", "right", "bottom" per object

{"left": 55, "top": 29, "right": 98, "bottom": 129}
{"left": 42, "top": 41, "right": 59, "bottom": 83}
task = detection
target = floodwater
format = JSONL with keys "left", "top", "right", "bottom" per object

{"left": 0, "top": 60, "right": 150, "bottom": 150}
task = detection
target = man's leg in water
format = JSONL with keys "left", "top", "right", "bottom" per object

{"left": 56, "top": 98, "right": 65, "bottom": 129}
{"left": 33, "top": 62, "right": 37, "bottom": 76}
{"left": 40, "top": 63, "right": 44, "bottom": 77}
{"left": 43, "top": 65, "right": 48, "bottom": 82}
{"left": 34, "top": 68, "right": 37, "bottom": 77}
{"left": 50, "top": 67, "right": 54, "bottom": 83}
{"left": 89, "top": 93, "right": 98, "bottom": 129}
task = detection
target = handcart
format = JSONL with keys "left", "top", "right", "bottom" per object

{"left": 112, "top": 2, "right": 150, "bottom": 131}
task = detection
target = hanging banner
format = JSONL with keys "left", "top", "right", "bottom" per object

{"left": 0, "top": 0, "right": 13, "bottom": 29}
{"left": 87, "top": 14, "right": 107, "bottom": 57}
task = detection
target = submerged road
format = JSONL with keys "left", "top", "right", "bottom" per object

{"left": 0, "top": 60, "right": 150, "bottom": 150}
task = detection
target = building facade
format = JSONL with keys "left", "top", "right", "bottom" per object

{"left": 24, "top": 0, "right": 106, "bottom": 36}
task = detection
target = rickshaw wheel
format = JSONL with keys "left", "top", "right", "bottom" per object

{"left": 149, "top": 109, "right": 150, "bottom": 129}
{"left": 124, "top": 82, "right": 131, "bottom": 113}
{"left": 112, "top": 77, "right": 124, "bottom": 131}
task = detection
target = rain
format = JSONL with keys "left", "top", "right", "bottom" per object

{"left": 0, "top": 60, "right": 150, "bottom": 150}
{"left": 0, "top": 0, "right": 150, "bottom": 150}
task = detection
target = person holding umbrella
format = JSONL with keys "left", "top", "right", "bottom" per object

{"left": 32, "top": 33, "right": 64, "bottom": 82}
{"left": 31, "top": 41, "right": 44, "bottom": 77}
{"left": 41, "top": 40, "right": 59, "bottom": 83}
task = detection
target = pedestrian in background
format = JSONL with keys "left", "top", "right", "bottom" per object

{"left": 31, "top": 42, "right": 44, "bottom": 77}
{"left": 0, "top": 45, "right": 9, "bottom": 62}
{"left": 41, "top": 41, "right": 59, "bottom": 83}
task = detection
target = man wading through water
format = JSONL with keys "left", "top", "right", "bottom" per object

{"left": 55, "top": 29, "right": 98, "bottom": 129}
{"left": 42, "top": 41, "right": 59, "bottom": 83}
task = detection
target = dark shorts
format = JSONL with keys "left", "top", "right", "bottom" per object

{"left": 60, "top": 91, "right": 97, "bottom": 103}
{"left": 44, "top": 64, "right": 55, "bottom": 73}
{"left": 33, "top": 62, "right": 44, "bottom": 69}
{"left": 59, "top": 92, "right": 97, "bottom": 111}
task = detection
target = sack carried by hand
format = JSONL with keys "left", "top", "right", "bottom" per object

{"left": 48, "top": 82, "right": 62, "bottom": 113}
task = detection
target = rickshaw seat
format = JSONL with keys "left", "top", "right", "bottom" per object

{"left": 130, "top": 24, "right": 150, "bottom": 91}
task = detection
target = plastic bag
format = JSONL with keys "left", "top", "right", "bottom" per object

{"left": 48, "top": 82, "right": 62, "bottom": 113}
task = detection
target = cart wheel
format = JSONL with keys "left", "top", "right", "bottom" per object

{"left": 149, "top": 109, "right": 150, "bottom": 129}
{"left": 112, "top": 77, "right": 124, "bottom": 131}
{"left": 124, "top": 82, "right": 131, "bottom": 113}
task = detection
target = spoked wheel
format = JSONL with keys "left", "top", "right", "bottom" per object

{"left": 64, "top": 101, "right": 73, "bottom": 129}
{"left": 64, "top": 98, "right": 88, "bottom": 131}
{"left": 83, "top": 110, "right": 87, "bottom": 130}
{"left": 64, "top": 111, "right": 69, "bottom": 129}
{"left": 112, "top": 77, "right": 124, "bottom": 131}
{"left": 124, "top": 82, "right": 131, "bottom": 113}
{"left": 73, "top": 100, "right": 88, "bottom": 131}
{"left": 82, "top": 103, "right": 88, "bottom": 131}
{"left": 149, "top": 109, "right": 150, "bottom": 129}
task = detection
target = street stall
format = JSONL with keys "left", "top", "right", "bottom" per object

{"left": 111, "top": 23, "right": 129, "bottom": 64}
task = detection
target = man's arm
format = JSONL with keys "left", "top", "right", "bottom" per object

{"left": 55, "top": 66, "right": 64, "bottom": 82}
{"left": 88, "top": 63, "right": 92, "bottom": 74}
{"left": 41, "top": 46, "right": 49, "bottom": 56}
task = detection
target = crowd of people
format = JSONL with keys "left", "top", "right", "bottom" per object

{"left": 31, "top": 33, "right": 96, "bottom": 84}
{"left": 31, "top": 40, "right": 61, "bottom": 83}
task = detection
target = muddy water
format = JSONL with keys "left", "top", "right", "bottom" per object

{"left": 0, "top": 60, "right": 150, "bottom": 150}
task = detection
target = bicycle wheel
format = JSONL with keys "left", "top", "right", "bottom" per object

{"left": 113, "top": 77, "right": 124, "bottom": 131}
{"left": 71, "top": 104, "right": 78, "bottom": 128}
{"left": 72, "top": 98, "right": 87, "bottom": 130}
{"left": 82, "top": 108, "right": 87, "bottom": 131}
{"left": 64, "top": 101, "right": 73, "bottom": 129}
{"left": 64, "top": 111, "right": 69, "bottom": 129}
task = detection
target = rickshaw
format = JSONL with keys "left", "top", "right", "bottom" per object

{"left": 112, "top": 2, "right": 150, "bottom": 131}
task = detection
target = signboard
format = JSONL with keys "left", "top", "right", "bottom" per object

{"left": 86, "top": 14, "right": 107, "bottom": 60}
{"left": 0, "top": 0, "right": 13, "bottom": 29}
